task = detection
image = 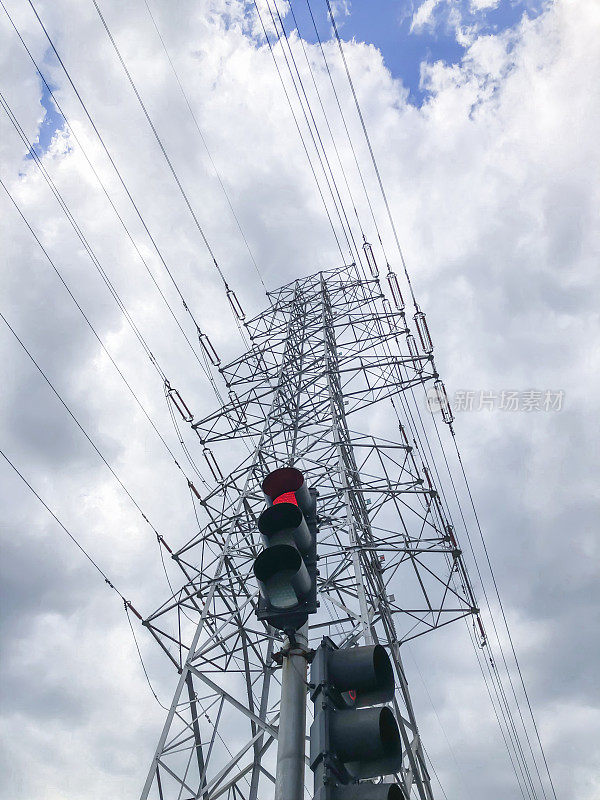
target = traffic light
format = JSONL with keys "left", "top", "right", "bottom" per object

{"left": 253, "top": 467, "right": 318, "bottom": 632}
{"left": 310, "top": 637, "right": 404, "bottom": 800}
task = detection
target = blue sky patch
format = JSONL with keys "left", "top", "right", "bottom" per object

{"left": 279, "top": 0, "right": 548, "bottom": 106}
{"left": 26, "top": 79, "right": 65, "bottom": 160}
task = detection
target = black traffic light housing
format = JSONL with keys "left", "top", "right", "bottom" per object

{"left": 253, "top": 467, "right": 318, "bottom": 632}
{"left": 310, "top": 637, "right": 404, "bottom": 800}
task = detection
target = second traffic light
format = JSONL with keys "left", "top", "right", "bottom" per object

{"left": 310, "top": 637, "right": 404, "bottom": 799}
{"left": 253, "top": 467, "right": 318, "bottom": 632}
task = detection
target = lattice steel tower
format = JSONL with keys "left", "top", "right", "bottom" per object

{"left": 140, "top": 263, "right": 476, "bottom": 800}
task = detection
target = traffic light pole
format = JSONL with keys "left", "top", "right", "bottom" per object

{"left": 275, "top": 623, "right": 309, "bottom": 800}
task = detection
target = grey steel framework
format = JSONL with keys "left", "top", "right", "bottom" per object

{"left": 140, "top": 264, "right": 477, "bottom": 800}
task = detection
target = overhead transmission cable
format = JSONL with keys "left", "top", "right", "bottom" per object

{"left": 286, "top": 1, "right": 366, "bottom": 242}
{"left": 85, "top": 0, "right": 250, "bottom": 348}
{"left": 15, "top": 0, "right": 226, "bottom": 407}
{"left": 8, "top": 3, "right": 256, "bottom": 478}
{"left": 363, "top": 250, "right": 546, "bottom": 793}
{"left": 252, "top": 0, "right": 347, "bottom": 266}
{"left": 0, "top": 89, "right": 213, "bottom": 485}
{"left": 373, "top": 258, "right": 548, "bottom": 795}
{"left": 323, "top": 0, "right": 417, "bottom": 307}
{"left": 420, "top": 397, "right": 550, "bottom": 798}
{"left": 0, "top": 446, "right": 170, "bottom": 709}
{"left": 381, "top": 320, "right": 546, "bottom": 797}
{"left": 372, "top": 309, "right": 540, "bottom": 797}
{"left": 405, "top": 646, "right": 475, "bottom": 800}
{"left": 0, "top": 309, "right": 178, "bottom": 555}
{"left": 141, "top": 0, "right": 267, "bottom": 293}
{"left": 304, "top": 0, "right": 391, "bottom": 264}
{"left": 317, "top": 4, "right": 556, "bottom": 794}
{"left": 370, "top": 303, "right": 530, "bottom": 785}
{"left": 0, "top": 175, "right": 208, "bottom": 494}
{"left": 265, "top": 0, "right": 369, "bottom": 281}
{"left": 0, "top": 447, "right": 128, "bottom": 603}
{"left": 0, "top": 89, "right": 162, "bottom": 378}
{"left": 453, "top": 435, "right": 559, "bottom": 800}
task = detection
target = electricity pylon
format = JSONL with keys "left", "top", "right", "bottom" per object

{"left": 140, "top": 263, "right": 476, "bottom": 800}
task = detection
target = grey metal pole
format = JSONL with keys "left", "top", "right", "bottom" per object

{"left": 274, "top": 623, "right": 308, "bottom": 800}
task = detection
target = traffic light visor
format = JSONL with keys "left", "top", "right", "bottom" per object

{"left": 330, "top": 705, "right": 402, "bottom": 779}
{"left": 258, "top": 502, "right": 311, "bottom": 553}
{"left": 262, "top": 467, "right": 312, "bottom": 513}
{"left": 329, "top": 644, "right": 395, "bottom": 707}
{"left": 253, "top": 541, "right": 311, "bottom": 609}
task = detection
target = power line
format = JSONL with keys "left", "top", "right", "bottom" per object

{"left": 0, "top": 309, "right": 170, "bottom": 550}
{"left": 423, "top": 402, "right": 552, "bottom": 798}
{"left": 309, "top": 6, "right": 555, "bottom": 790}
{"left": 14, "top": 0, "right": 227, "bottom": 406}
{"left": 265, "top": 0, "right": 365, "bottom": 273}
{"left": 0, "top": 446, "right": 127, "bottom": 601}
{"left": 452, "top": 434, "right": 559, "bottom": 799}
{"left": 87, "top": 0, "right": 250, "bottom": 346}
{"left": 89, "top": 0, "right": 224, "bottom": 279}
{"left": 287, "top": 2, "right": 366, "bottom": 242}
{"left": 252, "top": 0, "right": 347, "bottom": 265}
{"left": 1, "top": 90, "right": 213, "bottom": 483}
{"left": 141, "top": 0, "right": 267, "bottom": 293}
{"left": 0, "top": 89, "right": 165, "bottom": 380}
{"left": 0, "top": 174, "right": 209, "bottom": 494}
{"left": 5, "top": 4, "right": 258, "bottom": 470}
{"left": 125, "top": 604, "right": 169, "bottom": 710}
{"left": 0, "top": 445, "right": 167, "bottom": 714}
{"left": 324, "top": 0, "right": 418, "bottom": 307}
{"left": 304, "top": 0, "right": 390, "bottom": 263}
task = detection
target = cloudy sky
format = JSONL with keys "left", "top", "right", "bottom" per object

{"left": 0, "top": 0, "right": 598, "bottom": 798}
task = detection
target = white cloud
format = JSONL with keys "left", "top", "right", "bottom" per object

{"left": 1, "top": 0, "right": 599, "bottom": 798}
{"left": 410, "top": 0, "right": 444, "bottom": 32}
{"left": 470, "top": 0, "right": 501, "bottom": 10}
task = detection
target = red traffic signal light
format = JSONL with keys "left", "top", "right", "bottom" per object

{"left": 253, "top": 468, "right": 318, "bottom": 632}
{"left": 262, "top": 466, "right": 315, "bottom": 515}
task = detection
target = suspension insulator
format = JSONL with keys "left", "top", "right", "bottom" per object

{"left": 126, "top": 601, "right": 143, "bottom": 620}
{"left": 168, "top": 387, "right": 193, "bottom": 422}
{"left": 198, "top": 331, "right": 221, "bottom": 367}
{"left": 382, "top": 297, "right": 392, "bottom": 318}
{"left": 434, "top": 378, "right": 454, "bottom": 425}
{"left": 157, "top": 534, "right": 173, "bottom": 554}
{"left": 414, "top": 310, "right": 433, "bottom": 354}
{"left": 423, "top": 466, "right": 433, "bottom": 489}
{"left": 203, "top": 447, "right": 223, "bottom": 481}
{"left": 477, "top": 616, "right": 487, "bottom": 647}
{"left": 446, "top": 525, "right": 458, "bottom": 548}
{"left": 409, "top": 448, "right": 421, "bottom": 479}
{"left": 406, "top": 333, "right": 422, "bottom": 373}
{"left": 432, "top": 492, "right": 445, "bottom": 524}
{"left": 363, "top": 240, "right": 379, "bottom": 278}
{"left": 398, "top": 423, "right": 409, "bottom": 448}
{"left": 227, "top": 288, "right": 245, "bottom": 321}
{"left": 386, "top": 270, "right": 405, "bottom": 311}
{"left": 187, "top": 480, "right": 202, "bottom": 501}
{"left": 228, "top": 390, "right": 246, "bottom": 423}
